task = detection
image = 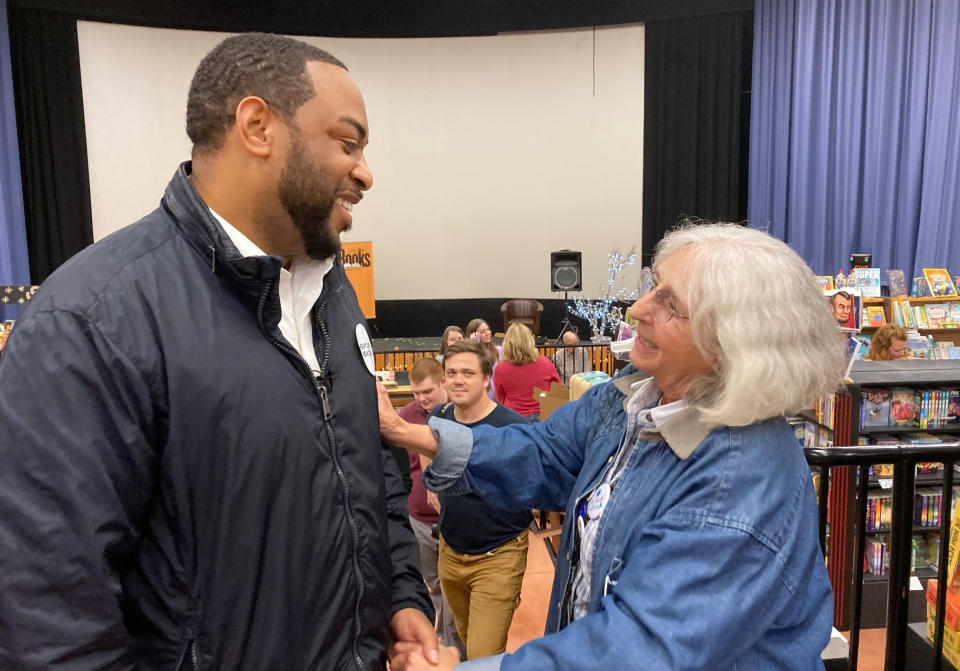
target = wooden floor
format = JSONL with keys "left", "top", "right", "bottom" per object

{"left": 505, "top": 538, "right": 890, "bottom": 668}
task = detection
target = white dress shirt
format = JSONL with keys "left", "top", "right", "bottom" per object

{"left": 209, "top": 209, "right": 333, "bottom": 373}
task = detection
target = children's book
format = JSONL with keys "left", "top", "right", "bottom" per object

{"left": 826, "top": 288, "right": 860, "bottom": 332}
{"left": 950, "top": 390, "right": 960, "bottom": 422}
{"left": 895, "top": 300, "right": 917, "bottom": 329}
{"left": 946, "top": 303, "right": 960, "bottom": 328}
{"left": 886, "top": 269, "right": 908, "bottom": 296}
{"left": 924, "top": 268, "right": 958, "bottom": 297}
{"left": 852, "top": 268, "right": 882, "bottom": 297}
{"left": 844, "top": 337, "right": 864, "bottom": 379}
{"left": 914, "top": 304, "right": 928, "bottom": 329}
{"left": 906, "top": 332, "right": 933, "bottom": 358}
{"left": 912, "top": 277, "right": 928, "bottom": 297}
{"left": 889, "top": 387, "right": 918, "bottom": 425}
{"left": 925, "top": 303, "right": 950, "bottom": 328}
{"left": 851, "top": 334, "right": 871, "bottom": 358}
{"left": 861, "top": 389, "right": 892, "bottom": 427}
{"left": 866, "top": 305, "right": 886, "bottom": 327}
{"left": 815, "top": 276, "right": 834, "bottom": 292}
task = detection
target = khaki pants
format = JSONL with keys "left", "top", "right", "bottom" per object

{"left": 409, "top": 516, "right": 466, "bottom": 658}
{"left": 437, "top": 531, "right": 529, "bottom": 660}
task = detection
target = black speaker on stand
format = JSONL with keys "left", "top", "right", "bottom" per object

{"left": 551, "top": 250, "right": 582, "bottom": 342}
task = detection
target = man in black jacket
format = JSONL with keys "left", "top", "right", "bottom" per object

{"left": 0, "top": 33, "right": 435, "bottom": 670}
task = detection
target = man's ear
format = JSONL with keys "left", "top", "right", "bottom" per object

{"left": 234, "top": 96, "right": 280, "bottom": 159}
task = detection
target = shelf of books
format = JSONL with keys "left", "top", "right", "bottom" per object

{"left": 819, "top": 266, "right": 960, "bottom": 357}
{"left": 836, "top": 360, "right": 960, "bottom": 628}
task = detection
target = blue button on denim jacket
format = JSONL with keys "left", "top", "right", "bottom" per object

{"left": 426, "top": 365, "right": 832, "bottom": 671}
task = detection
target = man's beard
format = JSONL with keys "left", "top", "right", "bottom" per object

{"left": 277, "top": 139, "right": 343, "bottom": 260}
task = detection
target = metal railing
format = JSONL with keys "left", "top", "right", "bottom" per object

{"left": 805, "top": 442, "right": 960, "bottom": 671}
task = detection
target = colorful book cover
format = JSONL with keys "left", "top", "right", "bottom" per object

{"left": 815, "top": 275, "right": 834, "bottom": 292}
{"left": 901, "top": 300, "right": 917, "bottom": 328}
{"left": 906, "top": 333, "right": 933, "bottom": 358}
{"left": 851, "top": 334, "right": 871, "bottom": 359}
{"left": 844, "top": 337, "right": 864, "bottom": 379}
{"left": 924, "top": 268, "right": 958, "bottom": 297}
{"left": 827, "top": 288, "right": 860, "bottom": 332}
{"left": 886, "top": 269, "right": 908, "bottom": 296}
{"left": 866, "top": 305, "right": 887, "bottom": 327}
{"left": 914, "top": 304, "right": 928, "bottom": 329}
{"left": 852, "top": 268, "right": 882, "bottom": 297}
{"left": 890, "top": 387, "right": 918, "bottom": 425}
{"left": 925, "top": 302, "right": 950, "bottom": 328}
{"left": 915, "top": 389, "right": 931, "bottom": 428}
{"left": 861, "top": 389, "right": 892, "bottom": 427}
{"left": 912, "top": 277, "right": 926, "bottom": 297}
{"left": 951, "top": 347, "right": 960, "bottom": 360}
{"left": 948, "top": 302, "right": 960, "bottom": 326}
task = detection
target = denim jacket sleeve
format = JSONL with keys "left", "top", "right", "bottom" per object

{"left": 498, "top": 509, "right": 825, "bottom": 670}
{"left": 424, "top": 386, "right": 607, "bottom": 512}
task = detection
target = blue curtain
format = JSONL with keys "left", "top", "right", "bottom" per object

{"left": 0, "top": 0, "right": 29, "bottom": 321}
{"left": 749, "top": 0, "right": 960, "bottom": 281}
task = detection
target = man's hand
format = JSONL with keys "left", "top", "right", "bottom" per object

{"left": 389, "top": 608, "right": 440, "bottom": 668}
{"left": 426, "top": 490, "right": 441, "bottom": 514}
{"left": 389, "top": 640, "right": 460, "bottom": 671}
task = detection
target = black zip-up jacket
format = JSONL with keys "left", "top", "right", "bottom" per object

{"left": 0, "top": 163, "right": 431, "bottom": 670}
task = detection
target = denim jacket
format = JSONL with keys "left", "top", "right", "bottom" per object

{"left": 425, "top": 366, "right": 831, "bottom": 670}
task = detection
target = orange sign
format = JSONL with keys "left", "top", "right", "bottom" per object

{"left": 341, "top": 241, "right": 375, "bottom": 318}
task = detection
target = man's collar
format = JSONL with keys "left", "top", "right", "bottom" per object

{"left": 612, "top": 371, "right": 712, "bottom": 460}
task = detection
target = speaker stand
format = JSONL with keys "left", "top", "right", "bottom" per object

{"left": 555, "top": 290, "right": 575, "bottom": 344}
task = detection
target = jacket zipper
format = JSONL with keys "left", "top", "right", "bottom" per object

{"left": 175, "top": 640, "right": 198, "bottom": 671}
{"left": 256, "top": 279, "right": 365, "bottom": 670}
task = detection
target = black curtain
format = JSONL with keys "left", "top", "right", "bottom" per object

{"left": 8, "top": 0, "right": 753, "bottom": 38}
{"left": 642, "top": 11, "right": 753, "bottom": 263}
{"left": 8, "top": 7, "right": 93, "bottom": 283}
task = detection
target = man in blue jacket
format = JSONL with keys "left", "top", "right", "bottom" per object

{"left": 0, "top": 33, "right": 435, "bottom": 670}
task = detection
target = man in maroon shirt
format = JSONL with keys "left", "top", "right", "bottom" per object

{"left": 399, "top": 358, "right": 466, "bottom": 658}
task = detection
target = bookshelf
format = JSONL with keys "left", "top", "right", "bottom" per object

{"left": 836, "top": 360, "right": 960, "bottom": 628}
{"left": 887, "top": 296, "right": 960, "bottom": 347}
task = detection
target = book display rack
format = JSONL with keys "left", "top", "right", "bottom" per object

{"left": 828, "top": 360, "right": 960, "bottom": 629}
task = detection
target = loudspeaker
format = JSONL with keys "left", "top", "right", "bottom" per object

{"left": 551, "top": 250, "right": 582, "bottom": 292}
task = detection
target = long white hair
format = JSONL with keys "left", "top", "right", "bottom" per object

{"left": 655, "top": 222, "right": 847, "bottom": 427}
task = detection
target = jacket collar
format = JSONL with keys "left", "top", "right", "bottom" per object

{"left": 612, "top": 367, "right": 712, "bottom": 460}
{"left": 161, "top": 161, "right": 346, "bottom": 319}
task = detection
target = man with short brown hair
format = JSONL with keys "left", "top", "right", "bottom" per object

{"left": 432, "top": 339, "right": 531, "bottom": 660}
{"left": 400, "top": 357, "right": 466, "bottom": 659}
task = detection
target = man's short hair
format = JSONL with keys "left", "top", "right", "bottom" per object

{"left": 442, "top": 339, "right": 493, "bottom": 377}
{"left": 831, "top": 291, "right": 852, "bottom": 305}
{"left": 186, "top": 33, "right": 347, "bottom": 154}
{"left": 409, "top": 357, "right": 443, "bottom": 385}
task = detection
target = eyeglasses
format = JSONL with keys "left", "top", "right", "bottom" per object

{"left": 643, "top": 286, "right": 689, "bottom": 324}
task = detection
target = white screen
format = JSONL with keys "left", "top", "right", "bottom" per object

{"left": 78, "top": 21, "right": 645, "bottom": 300}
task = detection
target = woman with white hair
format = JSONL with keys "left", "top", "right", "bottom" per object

{"left": 380, "top": 223, "right": 846, "bottom": 671}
